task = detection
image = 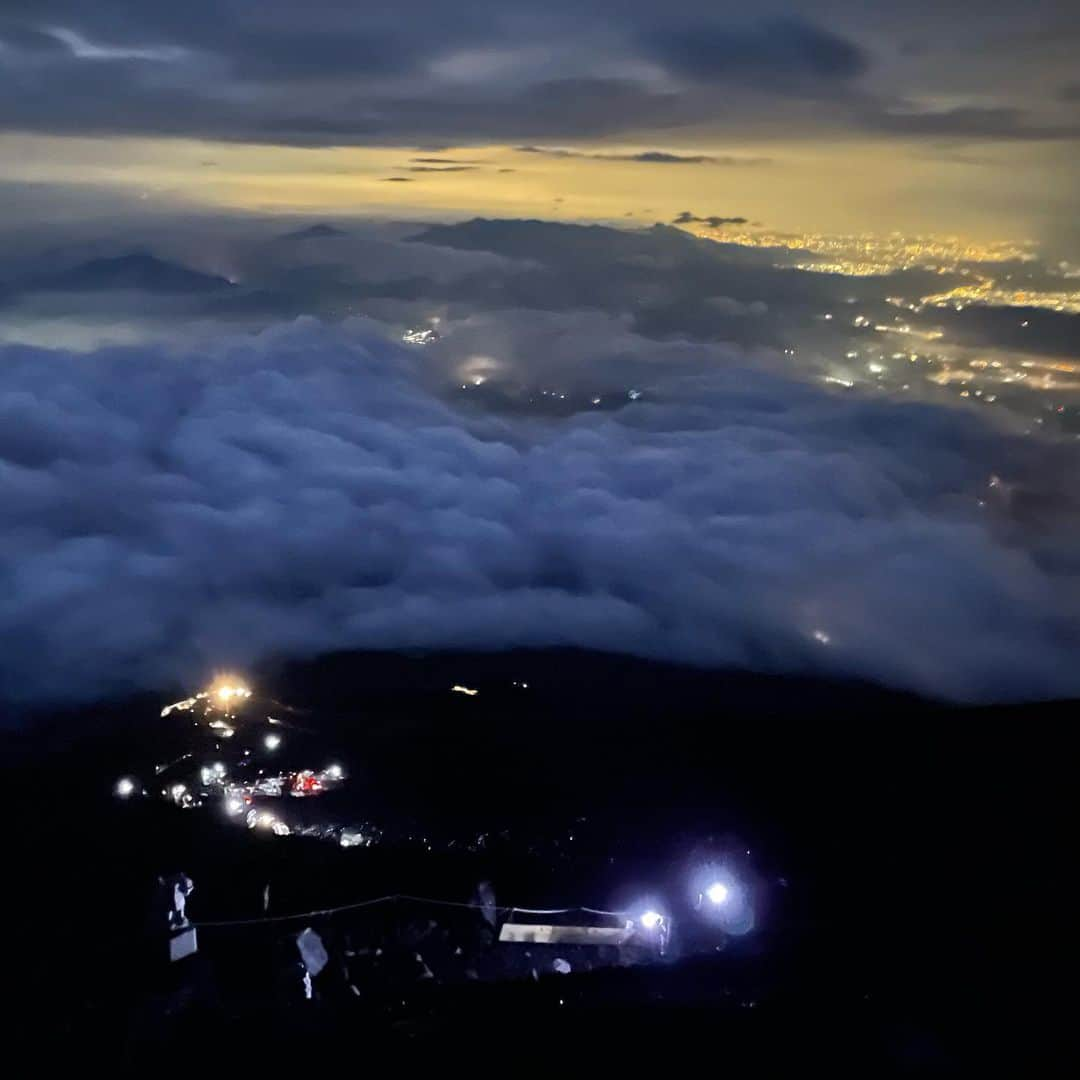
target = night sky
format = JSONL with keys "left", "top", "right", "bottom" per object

{"left": 2, "top": 1, "right": 1079, "bottom": 241}
{"left": 2, "top": 3, "right": 1079, "bottom": 708}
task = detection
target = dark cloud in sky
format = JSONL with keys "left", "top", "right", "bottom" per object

{"left": 866, "top": 105, "right": 1080, "bottom": 141}
{"left": 645, "top": 17, "right": 869, "bottom": 85}
{"left": 408, "top": 165, "right": 479, "bottom": 172}
{"left": 516, "top": 147, "right": 769, "bottom": 165}
{"left": 628, "top": 151, "right": 771, "bottom": 165}
{"left": 617, "top": 151, "right": 712, "bottom": 163}
{"left": 0, "top": 24, "right": 71, "bottom": 55}
{"left": 0, "top": 3, "right": 1076, "bottom": 148}
{"left": 673, "top": 212, "right": 749, "bottom": 226}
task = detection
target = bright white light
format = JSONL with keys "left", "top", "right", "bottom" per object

{"left": 170, "top": 783, "right": 186, "bottom": 800}
{"left": 639, "top": 910, "right": 663, "bottom": 930}
{"left": 264, "top": 733, "right": 282, "bottom": 751}
{"left": 226, "top": 798, "right": 244, "bottom": 815}
{"left": 705, "top": 882, "right": 730, "bottom": 904}
{"left": 451, "top": 684, "right": 478, "bottom": 696}
{"left": 326, "top": 764, "right": 343, "bottom": 780}
{"left": 812, "top": 629, "right": 831, "bottom": 645}
{"left": 115, "top": 777, "right": 136, "bottom": 798}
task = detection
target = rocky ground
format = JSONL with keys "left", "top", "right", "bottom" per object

{"left": 5, "top": 648, "right": 1068, "bottom": 1069}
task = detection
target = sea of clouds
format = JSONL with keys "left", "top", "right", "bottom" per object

{"left": 3, "top": 314, "right": 1078, "bottom": 707}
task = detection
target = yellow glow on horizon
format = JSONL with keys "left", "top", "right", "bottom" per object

{"left": 1, "top": 132, "right": 1071, "bottom": 247}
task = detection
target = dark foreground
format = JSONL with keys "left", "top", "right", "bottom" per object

{"left": 3, "top": 649, "right": 1069, "bottom": 1069}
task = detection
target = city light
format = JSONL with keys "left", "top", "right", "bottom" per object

{"left": 207, "top": 677, "right": 252, "bottom": 708}
{"left": 402, "top": 327, "right": 440, "bottom": 345}
{"left": 215, "top": 683, "right": 250, "bottom": 702}
{"left": 161, "top": 695, "right": 199, "bottom": 717}
{"left": 639, "top": 910, "right": 663, "bottom": 930}
{"left": 115, "top": 777, "right": 136, "bottom": 798}
{"left": 249, "top": 810, "right": 290, "bottom": 836}
{"left": 264, "top": 733, "right": 282, "bottom": 751}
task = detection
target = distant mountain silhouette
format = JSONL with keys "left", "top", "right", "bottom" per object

{"left": 408, "top": 217, "right": 790, "bottom": 266}
{"left": 24, "top": 253, "right": 234, "bottom": 294}
{"left": 276, "top": 223, "right": 347, "bottom": 241}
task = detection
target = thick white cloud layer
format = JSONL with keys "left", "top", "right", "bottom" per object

{"left": 2, "top": 318, "right": 1077, "bottom": 706}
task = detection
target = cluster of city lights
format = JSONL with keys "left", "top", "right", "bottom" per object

{"left": 674, "top": 221, "right": 1032, "bottom": 277}
{"left": 120, "top": 678, "right": 349, "bottom": 835}
{"left": 213, "top": 681, "right": 252, "bottom": 704}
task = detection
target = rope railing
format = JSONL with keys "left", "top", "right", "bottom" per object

{"left": 194, "top": 893, "right": 626, "bottom": 929}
